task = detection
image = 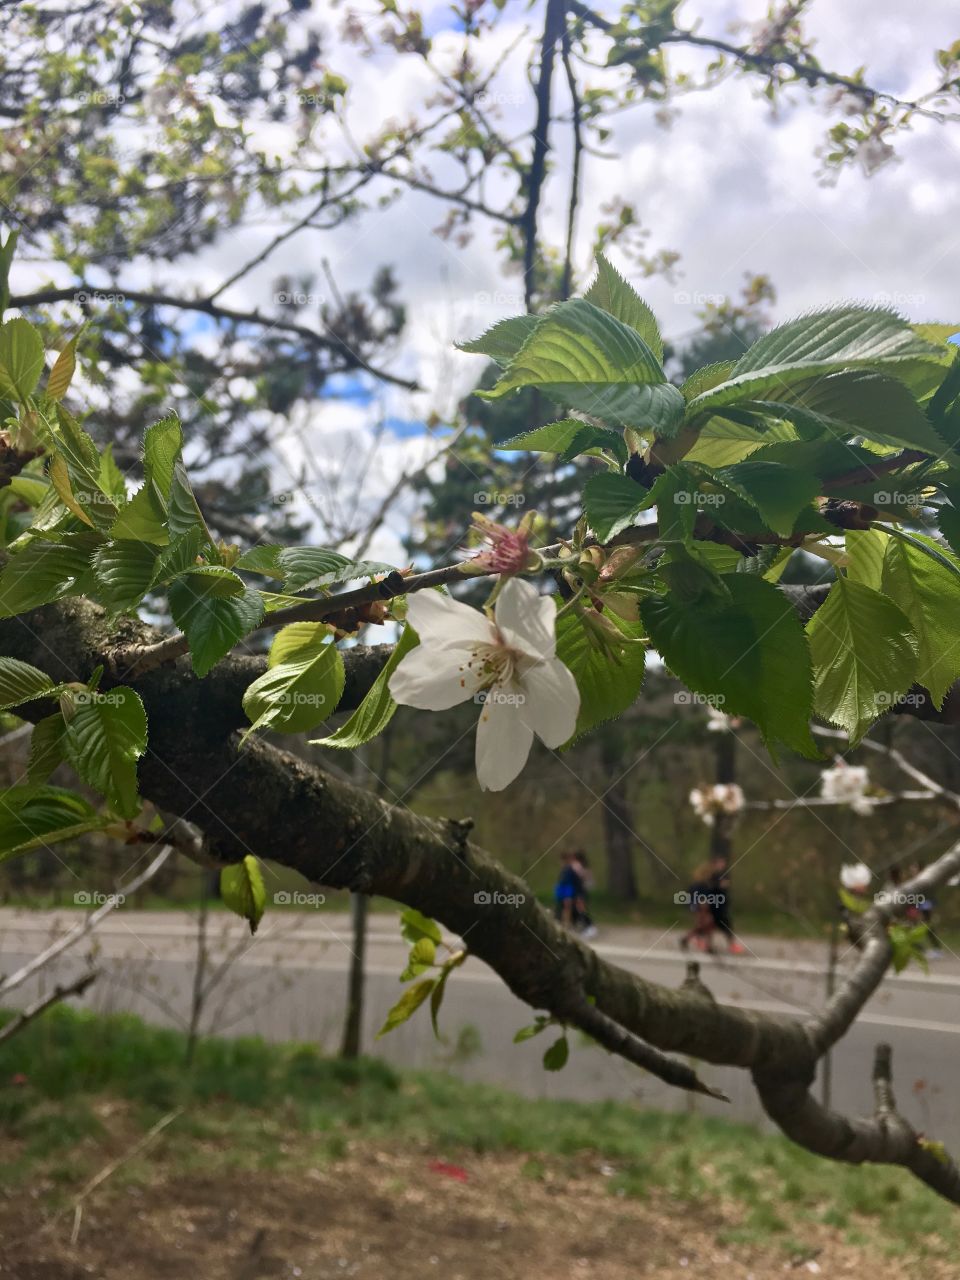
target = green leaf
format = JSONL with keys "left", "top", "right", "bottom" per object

{"left": 686, "top": 309, "right": 943, "bottom": 419}
{"left": 400, "top": 935, "right": 437, "bottom": 981}
{"left": 312, "top": 623, "right": 419, "bottom": 749}
{"left": 555, "top": 607, "right": 646, "bottom": 739}
{"left": 0, "top": 657, "right": 54, "bottom": 709}
{"left": 0, "top": 317, "right": 45, "bottom": 400}
{"left": 806, "top": 577, "right": 918, "bottom": 743}
{"left": 716, "top": 461, "right": 821, "bottom": 536}
{"left": 153, "top": 527, "right": 202, "bottom": 583}
{"left": 584, "top": 252, "right": 663, "bottom": 362}
{"left": 167, "top": 459, "right": 208, "bottom": 539}
{"left": 753, "top": 371, "right": 951, "bottom": 457}
{"left": 880, "top": 532, "right": 960, "bottom": 707}
{"left": 399, "top": 907, "right": 442, "bottom": 946}
{"left": 276, "top": 547, "right": 390, "bottom": 592}
{"left": 242, "top": 622, "right": 345, "bottom": 736}
{"left": 46, "top": 336, "right": 78, "bottom": 401}
{"left": 98, "top": 445, "right": 127, "bottom": 502}
{"left": 0, "top": 785, "right": 107, "bottom": 861}
{"left": 92, "top": 541, "right": 159, "bottom": 611}
{"left": 513, "top": 1017, "right": 552, "bottom": 1043}
{"left": 27, "top": 714, "right": 67, "bottom": 784}
{"left": 0, "top": 539, "right": 93, "bottom": 616}
{"left": 168, "top": 575, "right": 265, "bottom": 677}
{"left": 937, "top": 501, "right": 960, "bottom": 558}
{"left": 543, "top": 1035, "right": 570, "bottom": 1071}
{"left": 641, "top": 574, "right": 816, "bottom": 756}
{"left": 480, "top": 299, "right": 683, "bottom": 432}
{"left": 142, "top": 415, "right": 183, "bottom": 499}
{"left": 236, "top": 545, "right": 283, "bottom": 575}
{"left": 220, "top": 855, "right": 267, "bottom": 935}
{"left": 499, "top": 418, "right": 621, "bottom": 462}
{"left": 838, "top": 887, "right": 870, "bottom": 915}
{"left": 110, "top": 480, "right": 169, "bottom": 544}
{"left": 457, "top": 314, "right": 539, "bottom": 366}
{"left": 63, "top": 686, "right": 148, "bottom": 819}
{"left": 582, "top": 473, "right": 651, "bottom": 542}
{"left": 845, "top": 528, "right": 887, "bottom": 589}
{"left": 376, "top": 978, "right": 436, "bottom": 1038}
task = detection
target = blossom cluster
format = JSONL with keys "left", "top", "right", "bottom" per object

{"left": 688, "top": 782, "right": 745, "bottom": 827}
{"left": 820, "top": 759, "right": 873, "bottom": 816}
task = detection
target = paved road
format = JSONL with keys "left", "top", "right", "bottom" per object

{"left": 0, "top": 908, "right": 957, "bottom": 1144}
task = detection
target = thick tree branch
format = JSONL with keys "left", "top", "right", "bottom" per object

{"left": 5, "top": 595, "right": 960, "bottom": 1201}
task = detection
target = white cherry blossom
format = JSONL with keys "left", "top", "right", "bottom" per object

{"left": 820, "top": 760, "right": 873, "bottom": 815}
{"left": 389, "top": 578, "right": 580, "bottom": 792}
{"left": 840, "top": 862, "right": 872, "bottom": 892}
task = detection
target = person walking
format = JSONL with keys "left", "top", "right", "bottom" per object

{"left": 707, "top": 852, "right": 745, "bottom": 955}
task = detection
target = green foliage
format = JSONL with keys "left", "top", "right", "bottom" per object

{"left": 312, "top": 624, "right": 418, "bottom": 750}
{"left": 0, "top": 786, "right": 107, "bottom": 860}
{"left": 880, "top": 531, "right": 960, "bottom": 707}
{"left": 555, "top": 607, "right": 646, "bottom": 740}
{"left": 168, "top": 571, "right": 265, "bottom": 678}
{"left": 807, "top": 577, "right": 918, "bottom": 743}
{"left": 242, "top": 622, "right": 345, "bottom": 737}
{"left": 641, "top": 575, "right": 816, "bottom": 757}
{"left": 220, "top": 856, "right": 267, "bottom": 936}
{"left": 0, "top": 657, "right": 53, "bottom": 709}
{"left": 62, "top": 686, "right": 147, "bottom": 819}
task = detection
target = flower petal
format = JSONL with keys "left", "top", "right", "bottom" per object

{"left": 518, "top": 658, "right": 580, "bottom": 748}
{"left": 389, "top": 644, "right": 484, "bottom": 711}
{"left": 474, "top": 684, "right": 534, "bottom": 791}
{"left": 405, "top": 590, "right": 493, "bottom": 649}
{"left": 494, "top": 577, "right": 556, "bottom": 660}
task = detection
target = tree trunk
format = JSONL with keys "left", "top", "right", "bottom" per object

{"left": 340, "top": 891, "right": 369, "bottom": 1059}
{"left": 599, "top": 729, "right": 638, "bottom": 901}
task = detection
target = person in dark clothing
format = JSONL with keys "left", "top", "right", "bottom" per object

{"left": 571, "top": 850, "right": 597, "bottom": 939}
{"left": 707, "top": 853, "right": 745, "bottom": 955}
{"left": 554, "top": 851, "right": 585, "bottom": 929}
{"left": 680, "top": 861, "right": 717, "bottom": 953}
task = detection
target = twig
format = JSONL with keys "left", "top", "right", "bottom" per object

{"left": 0, "top": 969, "right": 98, "bottom": 1045}
{"left": 0, "top": 845, "right": 173, "bottom": 998}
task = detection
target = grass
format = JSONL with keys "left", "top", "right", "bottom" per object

{"left": 0, "top": 1005, "right": 956, "bottom": 1264}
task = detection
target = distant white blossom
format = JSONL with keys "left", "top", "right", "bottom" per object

{"left": 689, "top": 783, "right": 745, "bottom": 827}
{"left": 820, "top": 759, "right": 873, "bottom": 815}
{"left": 840, "top": 862, "right": 872, "bottom": 892}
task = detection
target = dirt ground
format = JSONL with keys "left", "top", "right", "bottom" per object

{"left": 0, "top": 1138, "right": 950, "bottom": 1280}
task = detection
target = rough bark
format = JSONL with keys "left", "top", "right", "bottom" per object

{"left": 4, "top": 595, "right": 960, "bottom": 1203}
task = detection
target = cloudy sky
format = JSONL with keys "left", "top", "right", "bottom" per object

{"left": 15, "top": 0, "right": 960, "bottom": 566}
